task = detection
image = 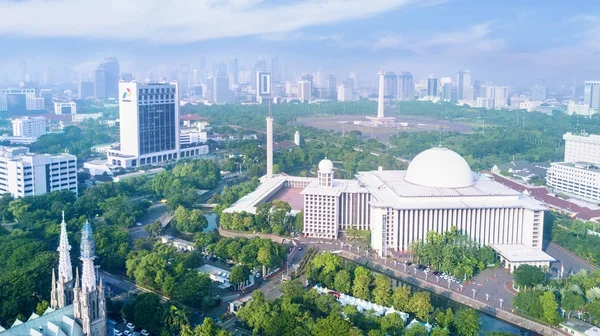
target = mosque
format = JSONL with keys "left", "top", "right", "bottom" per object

{"left": 225, "top": 71, "right": 555, "bottom": 271}
{"left": 0, "top": 214, "right": 106, "bottom": 336}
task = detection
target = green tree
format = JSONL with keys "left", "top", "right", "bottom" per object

{"left": 404, "top": 323, "right": 428, "bottom": 336}
{"left": 333, "top": 269, "right": 352, "bottom": 294}
{"left": 431, "top": 329, "right": 450, "bottom": 336}
{"left": 453, "top": 308, "right": 481, "bottom": 336}
{"left": 312, "top": 314, "right": 353, "bottom": 336}
{"left": 171, "top": 272, "right": 214, "bottom": 309}
{"left": 392, "top": 285, "right": 411, "bottom": 311}
{"left": 379, "top": 313, "right": 405, "bottom": 336}
{"left": 372, "top": 274, "right": 392, "bottom": 306}
{"left": 513, "top": 265, "right": 546, "bottom": 288}
{"left": 230, "top": 265, "right": 251, "bottom": 288}
{"left": 145, "top": 220, "right": 162, "bottom": 237}
{"left": 35, "top": 300, "right": 49, "bottom": 315}
{"left": 164, "top": 305, "right": 189, "bottom": 335}
{"left": 540, "top": 291, "right": 560, "bottom": 325}
{"left": 409, "top": 292, "right": 432, "bottom": 321}
{"left": 562, "top": 291, "right": 585, "bottom": 318}
{"left": 352, "top": 268, "right": 372, "bottom": 301}
{"left": 295, "top": 211, "right": 304, "bottom": 233}
{"left": 434, "top": 308, "right": 454, "bottom": 329}
{"left": 134, "top": 293, "right": 164, "bottom": 335}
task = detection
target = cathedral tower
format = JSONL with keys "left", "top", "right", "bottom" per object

{"left": 50, "top": 212, "right": 74, "bottom": 309}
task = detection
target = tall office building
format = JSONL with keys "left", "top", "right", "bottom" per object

{"left": 256, "top": 71, "right": 271, "bottom": 103}
{"left": 384, "top": 72, "right": 398, "bottom": 99}
{"left": 271, "top": 57, "right": 279, "bottom": 83}
{"left": 398, "top": 72, "right": 414, "bottom": 101}
{"left": 583, "top": 81, "right": 600, "bottom": 113}
{"left": 229, "top": 58, "right": 239, "bottom": 85}
{"left": 94, "top": 57, "right": 120, "bottom": 100}
{"left": 457, "top": 70, "right": 471, "bottom": 100}
{"left": 12, "top": 116, "right": 47, "bottom": 138}
{"left": 213, "top": 75, "right": 230, "bottom": 104}
{"left": 79, "top": 81, "right": 95, "bottom": 99}
{"left": 0, "top": 146, "right": 77, "bottom": 198}
{"left": 426, "top": 76, "right": 439, "bottom": 98}
{"left": 325, "top": 74, "right": 337, "bottom": 99}
{"left": 0, "top": 88, "right": 40, "bottom": 113}
{"left": 337, "top": 84, "right": 353, "bottom": 102}
{"left": 442, "top": 82, "right": 453, "bottom": 102}
{"left": 298, "top": 80, "right": 312, "bottom": 103}
{"left": 349, "top": 70, "right": 358, "bottom": 89}
{"left": 530, "top": 84, "right": 547, "bottom": 101}
{"left": 493, "top": 86, "right": 509, "bottom": 109}
{"left": 39, "top": 89, "right": 53, "bottom": 109}
{"left": 106, "top": 81, "right": 179, "bottom": 168}
{"left": 255, "top": 58, "right": 267, "bottom": 71}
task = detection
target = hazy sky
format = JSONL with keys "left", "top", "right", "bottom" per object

{"left": 1, "top": 0, "right": 599, "bottom": 86}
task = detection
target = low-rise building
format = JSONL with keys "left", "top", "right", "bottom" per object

{"left": 54, "top": 102, "right": 77, "bottom": 115}
{"left": 547, "top": 162, "right": 600, "bottom": 203}
{"left": 560, "top": 318, "right": 600, "bottom": 336}
{"left": 159, "top": 235, "right": 195, "bottom": 252}
{"left": 0, "top": 146, "right": 77, "bottom": 198}
{"left": 11, "top": 116, "right": 47, "bottom": 138}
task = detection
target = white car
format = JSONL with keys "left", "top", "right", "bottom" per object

{"left": 127, "top": 323, "right": 135, "bottom": 329}
{"left": 141, "top": 330, "right": 150, "bottom": 336}
{"left": 124, "top": 331, "right": 132, "bottom": 336}
{"left": 136, "top": 222, "right": 142, "bottom": 226}
{"left": 114, "top": 331, "right": 123, "bottom": 336}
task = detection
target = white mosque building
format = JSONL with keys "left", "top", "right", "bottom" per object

{"left": 224, "top": 70, "right": 554, "bottom": 271}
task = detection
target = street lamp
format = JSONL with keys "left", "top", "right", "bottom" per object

{"left": 499, "top": 298, "right": 504, "bottom": 309}
{"left": 485, "top": 294, "right": 489, "bottom": 303}
{"left": 472, "top": 289, "right": 476, "bottom": 298}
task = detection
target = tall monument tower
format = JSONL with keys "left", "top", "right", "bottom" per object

{"left": 377, "top": 67, "right": 385, "bottom": 119}
{"left": 266, "top": 101, "right": 274, "bottom": 178}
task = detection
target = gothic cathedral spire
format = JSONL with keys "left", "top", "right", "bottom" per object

{"left": 57, "top": 211, "right": 73, "bottom": 283}
{"left": 80, "top": 220, "right": 96, "bottom": 292}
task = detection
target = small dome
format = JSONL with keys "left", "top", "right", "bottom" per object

{"left": 318, "top": 158, "right": 334, "bottom": 173}
{"left": 404, "top": 147, "right": 475, "bottom": 188}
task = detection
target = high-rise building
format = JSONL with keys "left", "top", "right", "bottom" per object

{"left": 583, "top": 81, "right": 600, "bottom": 113}
{"left": 337, "top": 84, "right": 353, "bottom": 102}
{"left": 106, "top": 81, "right": 179, "bottom": 168}
{"left": 325, "top": 74, "right": 337, "bottom": 99}
{"left": 39, "top": 89, "right": 53, "bottom": 109}
{"left": 256, "top": 71, "right": 271, "bottom": 103}
{"left": 349, "top": 70, "right": 358, "bottom": 89}
{"left": 255, "top": 58, "right": 267, "bottom": 71}
{"left": 79, "top": 81, "right": 95, "bottom": 99}
{"left": 271, "top": 57, "right": 279, "bottom": 83}
{"left": 398, "top": 72, "right": 414, "bottom": 101}
{"left": 0, "top": 146, "right": 77, "bottom": 198}
{"left": 457, "top": 70, "right": 471, "bottom": 100}
{"left": 563, "top": 132, "right": 600, "bottom": 165}
{"left": 229, "top": 58, "right": 239, "bottom": 85}
{"left": 213, "top": 75, "right": 230, "bottom": 104}
{"left": 11, "top": 116, "right": 47, "bottom": 138}
{"left": 297, "top": 80, "right": 312, "bottom": 103}
{"left": 426, "top": 75, "right": 439, "bottom": 98}
{"left": 94, "top": 57, "right": 120, "bottom": 100}
{"left": 442, "top": 82, "right": 453, "bottom": 102}
{"left": 493, "top": 86, "right": 509, "bottom": 109}
{"left": 121, "top": 72, "right": 134, "bottom": 81}
{"left": 477, "top": 97, "right": 494, "bottom": 109}
{"left": 384, "top": 71, "right": 398, "bottom": 99}
{"left": 530, "top": 84, "right": 547, "bottom": 101}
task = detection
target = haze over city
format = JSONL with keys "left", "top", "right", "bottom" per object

{"left": 1, "top": 0, "right": 600, "bottom": 85}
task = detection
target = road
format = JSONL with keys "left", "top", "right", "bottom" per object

{"left": 129, "top": 203, "right": 170, "bottom": 240}
{"left": 543, "top": 241, "right": 597, "bottom": 274}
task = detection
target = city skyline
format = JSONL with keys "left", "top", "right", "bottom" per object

{"left": 0, "top": 0, "right": 599, "bottom": 85}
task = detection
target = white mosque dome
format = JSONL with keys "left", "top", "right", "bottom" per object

{"left": 318, "top": 158, "right": 334, "bottom": 173}
{"left": 404, "top": 147, "right": 475, "bottom": 189}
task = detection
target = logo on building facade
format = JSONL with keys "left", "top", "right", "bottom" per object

{"left": 121, "top": 88, "right": 132, "bottom": 102}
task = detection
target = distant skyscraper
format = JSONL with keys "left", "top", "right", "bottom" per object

{"left": 349, "top": 70, "right": 358, "bottom": 89}
{"left": 398, "top": 72, "right": 414, "bottom": 101}
{"left": 325, "top": 74, "right": 337, "bottom": 99}
{"left": 229, "top": 58, "right": 239, "bottom": 85}
{"left": 256, "top": 71, "right": 271, "bottom": 103}
{"left": 271, "top": 57, "right": 279, "bottom": 83}
{"left": 297, "top": 80, "right": 312, "bottom": 103}
{"left": 200, "top": 56, "right": 206, "bottom": 70}
{"left": 79, "top": 81, "right": 95, "bottom": 99}
{"left": 384, "top": 71, "right": 398, "bottom": 98}
{"left": 530, "top": 84, "right": 547, "bottom": 101}
{"left": 337, "top": 84, "right": 353, "bottom": 102}
{"left": 255, "top": 58, "right": 267, "bottom": 71}
{"left": 583, "top": 81, "right": 600, "bottom": 113}
{"left": 213, "top": 75, "right": 230, "bottom": 104}
{"left": 442, "top": 82, "right": 453, "bottom": 102}
{"left": 426, "top": 76, "right": 439, "bottom": 98}
{"left": 121, "top": 73, "right": 133, "bottom": 81}
{"left": 457, "top": 70, "right": 471, "bottom": 100}
{"left": 94, "top": 57, "right": 120, "bottom": 99}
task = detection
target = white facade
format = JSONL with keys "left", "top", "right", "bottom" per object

{"left": 297, "top": 80, "right": 312, "bottom": 103}
{"left": 11, "top": 116, "right": 47, "bottom": 138}
{"left": 180, "top": 127, "right": 207, "bottom": 146}
{"left": 563, "top": 132, "right": 600, "bottom": 165}
{"left": 567, "top": 102, "right": 593, "bottom": 116}
{"left": 493, "top": 86, "right": 509, "bottom": 108}
{"left": 337, "top": 84, "right": 353, "bottom": 102}
{"left": 0, "top": 88, "right": 39, "bottom": 111}
{"left": 477, "top": 97, "right": 494, "bottom": 109}
{"left": 256, "top": 71, "right": 271, "bottom": 103}
{"left": 547, "top": 162, "right": 600, "bottom": 203}
{"left": 457, "top": 70, "right": 471, "bottom": 101}
{"left": 0, "top": 146, "right": 77, "bottom": 198}
{"left": 107, "top": 81, "right": 180, "bottom": 168}
{"left": 213, "top": 75, "right": 229, "bottom": 104}
{"left": 519, "top": 101, "right": 539, "bottom": 112}
{"left": 54, "top": 102, "right": 77, "bottom": 115}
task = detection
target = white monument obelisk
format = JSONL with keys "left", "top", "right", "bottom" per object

{"left": 377, "top": 67, "right": 385, "bottom": 119}
{"left": 266, "top": 100, "right": 274, "bottom": 178}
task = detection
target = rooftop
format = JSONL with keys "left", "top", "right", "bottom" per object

{"left": 561, "top": 318, "right": 600, "bottom": 335}
{"left": 491, "top": 244, "right": 555, "bottom": 263}
{"left": 552, "top": 161, "right": 600, "bottom": 172}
